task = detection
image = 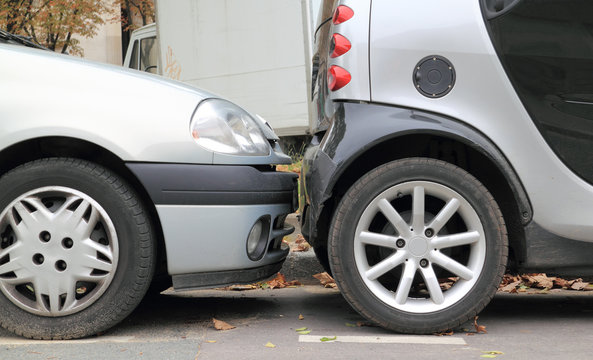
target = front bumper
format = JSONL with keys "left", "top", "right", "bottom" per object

{"left": 128, "top": 163, "right": 298, "bottom": 289}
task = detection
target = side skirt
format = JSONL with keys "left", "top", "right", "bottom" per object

{"left": 172, "top": 261, "right": 284, "bottom": 291}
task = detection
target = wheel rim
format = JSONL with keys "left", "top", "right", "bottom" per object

{"left": 354, "top": 181, "right": 485, "bottom": 313}
{"left": 0, "top": 186, "right": 119, "bottom": 316}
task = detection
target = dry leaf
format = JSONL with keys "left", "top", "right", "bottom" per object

{"left": 263, "top": 273, "right": 302, "bottom": 289}
{"left": 225, "top": 284, "right": 257, "bottom": 291}
{"left": 433, "top": 330, "right": 454, "bottom": 336}
{"left": 499, "top": 280, "right": 521, "bottom": 293}
{"left": 298, "top": 314, "right": 304, "bottom": 320}
{"left": 295, "top": 234, "right": 306, "bottom": 244}
{"left": 264, "top": 342, "right": 276, "bottom": 348}
{"left": 571, "top": 280, "right": 590, "bottom": 290}
{"left": 474, "top": 316, "right": 487, "bottom": 334}
{"left": 313, "top": 272, "right": 337, "bottom": 288}
{"left": 212, "top": 318, "right": 235, "bottom": 331}
{"left": 206, "top": 340, "right": 217, "bottom": 343}
{"left": 356, "top": 321, "right": 374, "bottom": 327}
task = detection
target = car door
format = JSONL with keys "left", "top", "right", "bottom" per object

{"left": 483, "top": 0, "right": 593, "bottom": 183}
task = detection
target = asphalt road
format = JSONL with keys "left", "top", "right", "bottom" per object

{"left": 1, "top": 286, "right": 592, "bottom": 360}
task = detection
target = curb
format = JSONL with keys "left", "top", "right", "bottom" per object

{"left": 279, "top": 214, "right": 325, "bottom": 284}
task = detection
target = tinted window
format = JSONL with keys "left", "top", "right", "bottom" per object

{"left": 140, "top": 37, "right": 158, "bottom": 74}
{"left": 486, "top": 0, "right": 593, "bottom": 183}
{"left": 128, "top": 40, "right": 139, "bottom": 70}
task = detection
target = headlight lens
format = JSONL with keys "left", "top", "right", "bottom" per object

{"left": 190, "top": 99, "right": 270, "bottom": 156}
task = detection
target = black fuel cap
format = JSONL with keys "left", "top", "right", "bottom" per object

{"left": 413, "top": 55, "right": 455, "bottom": 98}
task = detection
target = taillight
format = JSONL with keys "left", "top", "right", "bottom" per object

{"left": 329, "top": 5, "right": 354, "bottom": 92}
{"left": 330, "top": 34, "right": 351, "bottom": 58}
{"left": 332, "top": 5, "right": 354, "bottom": 25}
{"left": 328, "top": 65, "right": 351, "bottom": 91}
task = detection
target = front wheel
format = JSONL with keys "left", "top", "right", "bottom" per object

{"left": 329, "top": 158, "right": 507, "bottom": 333}
{"left": 0, "top": 158, "right": 155, "bottom": 339}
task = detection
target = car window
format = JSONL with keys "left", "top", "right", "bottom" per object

{"left": 128, "top": 40, "right": 139, "bottom": 70}
{"left": 140, "top": 36, "right": 158, "bottom": 74}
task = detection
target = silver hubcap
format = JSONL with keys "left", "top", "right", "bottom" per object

{"left": 0, "top": 186, "right": 118, "bottom": 316}
{"left": 354, "top": 181, "right": 485, "bottom": 313}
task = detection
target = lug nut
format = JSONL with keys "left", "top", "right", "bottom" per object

{"left": 424, "top": 228, "right": 434, "bottom": 237}
{"left": 32, "top": 253, "right": 44, "bottom": 265}
{"left": 39, "top": 231, "right": 51, "bottom": 242}
{"left": 420, "top": 259, "right": 429, "bottom": 268}
{"left": 55, "top": 260, "right": 67, "bottom": 272}
{"left": 396, "top": 239, "right": 406, "bottom": 248}
{"left": 62, "top": 237, "right": 74, "bottom": 249}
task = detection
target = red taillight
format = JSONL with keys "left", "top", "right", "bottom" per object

{"left": 332, "top": 5, "right": 354, "bottom": 25}
{"left": 328, "top": 65, "right": 351, "bottom": 91}
{"left": 330, "top": 33, "right": 351, "bottom": 58}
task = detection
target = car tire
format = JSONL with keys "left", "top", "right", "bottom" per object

{"left": 0, "top": 158, "right": 155, "bottom": 339}
{"left": 329, "top": 157, "right": 507, "bottom": 333}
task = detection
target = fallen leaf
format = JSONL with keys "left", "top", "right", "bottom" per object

{"left": 212, "top": 318, "right": 235, "bottom": 331}
{"left": 474, "top": 316, "right": 487, "bottom": 334}
{"left": 225, "top": 284, "right": 257, "bottom": 291}
{"left": 262, "top": 273, "right": 302, "bottom": 289}
{"left": 295, "top": 327, "right": 308, "bottom": 332}
{"left": 297, "top": 330, "right": 311, "bottom": 335}
{"left": 267, "top": 273, "right": 287, "bottom": 289}
{"left": 206, "top": 340, "right": 217, "bottom": 343}
{"left": 499, "top": 280, "right": 521, "bottom": 293}
{"left": 313, "top": 272, "right": 337, "bottom": 289}
{"left": 313, "top": 272, "right": 334, "bottom": 285}
{"left": 482, "top": 351, "right": 504, "bottom": 355}
{"left": 290, "top": 234, "right": 312, "bottom": 252}
{"left": 439, "top": 282, "right": 454, "bottom": 291}
{"left": 264, "top": 342, "right": 276, "bottom": 348}
{"left": 345, "top": 323, "right": 357, "bottom": 327}
{"left": 292, "top": 243, "right": 311, "bottom": 252}
{"left": 298, "top": 314, "right": 304, "bottom": 320}
{"left": 320, "top": 336, "right": 337, "bottom": 342}
{"left": 356, "top": 321, "right": 374, "bottom": 327}
{"left": 571, "top": 280, "right": 590, "bottom": 291}
{"left": 433, "top": 330, "right": 454, "bottom": 336}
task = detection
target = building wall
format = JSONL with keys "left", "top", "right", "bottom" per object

{"left": 77, "top": 2, "right": 123, "bottom": 65}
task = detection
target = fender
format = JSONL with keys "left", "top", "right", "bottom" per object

{"left": 302, "top": 101, "right": 532, "bottom": 244}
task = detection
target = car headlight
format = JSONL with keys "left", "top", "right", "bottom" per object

{"left": 190, "top": 98, "right": 270, "bottom": 156}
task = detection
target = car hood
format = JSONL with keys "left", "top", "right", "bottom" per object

{"left": 0, "top": 44, "right": 221, "bottom": 164}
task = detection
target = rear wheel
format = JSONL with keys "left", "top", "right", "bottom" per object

{"left": 0, "top": 158, "right": 155, "bottom": 339}
{"left": 329, "top": 158, "right": 507, "bottom": 333}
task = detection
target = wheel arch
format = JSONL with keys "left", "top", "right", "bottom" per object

{"left": 0, "top": 136, "right": 168, "bottom": 277}
{"left": 312, "top": 105, "right": 530, "bottom": 270}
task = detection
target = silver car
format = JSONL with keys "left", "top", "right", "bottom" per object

{"left": 301, "top": 0, "right": 593, "bottom": 333}
{"left": 0, "top": 37, "right": 296, "bottom": 339}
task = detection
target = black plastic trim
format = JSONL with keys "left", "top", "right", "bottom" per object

{"left": 521, "top": 222, "right": 593, "bottom": 276}
{"left": 301, "top": 101, "right": 532, "bottom": 245}
{"left": 127, "top": 163, "right": 298, "bottom": 206}
{"left": 172, "top": 260, "right": 284, "bottom": 290}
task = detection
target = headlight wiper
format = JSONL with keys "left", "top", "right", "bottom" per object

{"left": 0, "top": 29, "right": 48, "bottom": 50}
